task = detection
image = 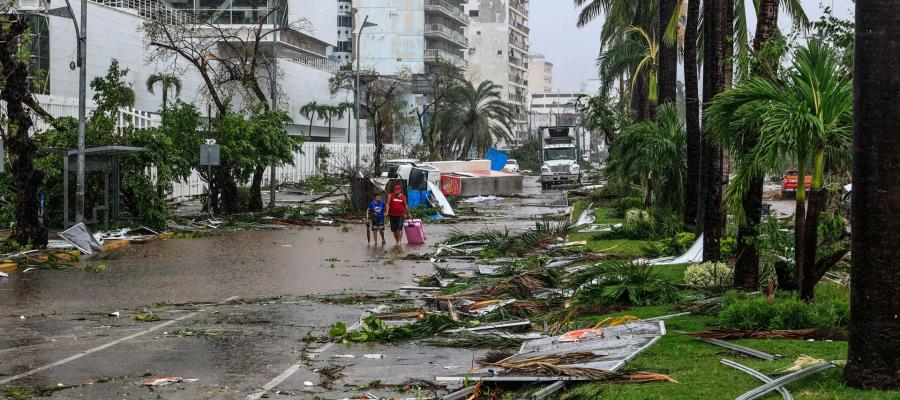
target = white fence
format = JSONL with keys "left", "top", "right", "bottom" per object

{"left": 170, "top": 142, "right": 406, "bottom": 198}
{"left": 30, "top": 94, "right": 161, "bottom": 133}
{"left": 28, "top": 95, "right": 403, "bottom": 199}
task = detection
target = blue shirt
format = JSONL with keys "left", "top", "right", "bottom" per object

{"left": 369, "top": 200, "right": 385, "bottom": 223}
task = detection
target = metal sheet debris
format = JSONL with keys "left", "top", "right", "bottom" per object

{"left": 544, "top": 193, "right": 568, "bottom": 207}
{"left": 695, "top": 336, "right": 780, "bottom": 361}
{"left": 437, "top": 321, "right": 666, "bottom": 383}
{"left": 736, "top": 362, "right": 834, "bottom": 400}
{"left": 427, "top": 181, "right": 456, "bottom": 217}
{"left": 440, "top": 385, "right": 475, "bottom": 400}
{"left": 59, "top": 223, "right": 103, "bottom": 255}
{"left": 721, "top": 359, "right": 793, "bottom": 400}
{"left": 641, "top": 234, "right": 704, "bottom": 265}
{"left": 442, "top": 320, "right": 532, "bottom": 334}
{"left": 574, "top": 203, "right": 596, "bottom": 226}
{"left": 531, "top": 381, "right": 566, "bottom": 399}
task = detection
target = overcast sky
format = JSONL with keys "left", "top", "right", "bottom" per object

{"left": 529, "top": 0, "right": 856, "bottom": 92}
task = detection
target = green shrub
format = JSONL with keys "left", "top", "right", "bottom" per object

{"left": 608, "top": 197, "right": 645, "bottom": 218}
{"left": 570, "top": 262, "right": 684, "bottom": 307}
{"left": 661, "top": 232, "right": 696, "bottom": 256}
{"left": 720, "top": 237, "right": 737, "bottom": 259}
{"left": 684, "top": 262, "right": 733, "bottom": 289}
{"left": 719, "top": 290, "right": 850, "bottom": 332}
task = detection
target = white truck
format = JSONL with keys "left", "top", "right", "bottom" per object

{"left": 539, "top": 126, "right": 580, "bottom": 189}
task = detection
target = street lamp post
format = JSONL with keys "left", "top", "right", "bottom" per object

{"left": 49, "top": 0, "right": 86, "bottom": 225}
{"left": 354, "top": 15, "right": 376, "bottom": 175}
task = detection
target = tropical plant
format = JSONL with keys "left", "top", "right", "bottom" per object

{"left": 606, "top": 103, "right": 685, "bottom": 212}
{"left": 320, "top": 105, "right": 338, "bottom": 140}
{"left": 437, "top": 80, "right": 515, "bottom": 158}
{"left": 334, "top": 101, "right": 354, "bottom": 143}
{"left": 706, "top": 39, "right": 852, "bottom": 300}
{"left": 568, "top": 262, "right": 683, "bottom": 307}
{"left": 145, "top": 73, "right": 182, "bottom": 113}
{"left": 299, "top": 101, "right": 321, "bottom": 137}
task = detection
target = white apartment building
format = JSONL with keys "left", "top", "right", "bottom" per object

{"left": 463, "top": 0, "right": 530, "bottom": 141}
{"left": 42, "top": 0, "right": 359, "bottom": 142}
{"left": 354, "top": 0, "right": 469, "bottom": 75}
{"left": 527, "top": 53, "right": 552, "bottom": 94}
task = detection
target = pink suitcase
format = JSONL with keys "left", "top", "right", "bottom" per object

{"left": 404, "top": 219, "right": 426, "bottom": 244}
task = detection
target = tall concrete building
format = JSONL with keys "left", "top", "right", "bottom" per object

{"left": 330, "top": 0, "right": 354, "bottom": 64}
{"left": 464, "top": 0, "right": 530, "bottom": 142}
{"left": 527, "top": 53, "right": 552, "bottom": 93}
{"left": 354, "top": 0, "right": 469, "bottom": 75}
{"left": 46, "top": 0, "right": 357, "bottom": 142}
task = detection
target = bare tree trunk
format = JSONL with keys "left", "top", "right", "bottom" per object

{"left": 734, "top": 0, "right": 781, "bottom": 291}
{"left": 683, "top": 0, "right": 701, "bottom": 231}
{"left": 700, "top": 0, "right": 731, "bottom": 262}
{"left": 248, "top": 165, "right": 265, "bottom": 211}
{"left": 658, "top": 0, "right": 678, "bottom": 106}
{"left": 846, "top": 1, "right": 900, "bottom": 387}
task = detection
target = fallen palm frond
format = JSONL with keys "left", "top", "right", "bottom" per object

{"left": 777, "top": 355, "right": 828, "bottom": 373}
{"left": 478, "top": 349, "right": 518, "bottom": 364}
{"left": 690, "top": 328, "right": 816, "bottom": 340}
{"left": 593, "top": 315, "right": 640, "bottom": 328}
{"left": 426, "top": 333, "right": 524, "bottom": 349}
{"left": 568, "top": 262, "right": 684, "bottom": 307}
{"left": 443, "top": 221, "right": 575, "bottom": 258}
{"left": 330, "top": 315, "right": 462, "bottom": 343}
{"left": 317, "top": 364, "right": 345, "bottom": 389}
{"left": 481, "top": 352, "right": 677, "bottom": 383}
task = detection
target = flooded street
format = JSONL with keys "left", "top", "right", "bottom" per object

{"left": 0, "top": 177, "right": 567, "bottom": 399}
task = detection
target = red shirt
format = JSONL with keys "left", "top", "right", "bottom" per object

{"left": 387, "top": 193, "right": 407, "bottom": 216}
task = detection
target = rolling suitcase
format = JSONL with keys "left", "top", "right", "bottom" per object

{"left": 404, "top": 219, "right": 426, "bottom": 244}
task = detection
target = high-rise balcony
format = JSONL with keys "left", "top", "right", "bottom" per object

{"left": 425, "top": 48, "right": 468, "bottom": 69}
{"left": 424, "top": 0, "right": 469, "bottom": 25}
{"left": 425, "top": 23, "right": 468, "bottom": 47}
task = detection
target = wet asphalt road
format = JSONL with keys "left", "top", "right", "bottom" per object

{"left": 0, "top": 177, "right": 567, "bottom": 399}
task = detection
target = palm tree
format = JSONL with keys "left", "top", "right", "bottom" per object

{"left": 438, "top": 80, "right": 515, "bottom": 158}
{"left": 706, "top": 39, "right": 852, "bottom": 299}
{"left": 145, "top": 73, "right": 182, "bottom": 113}
{"left": 845, "top": 1, "right": 900, "bottom": 388}
{"left": 335, "top": 101, "right": 354, "bottom": 143}
{"left": 683, "top": 0, "right": 701, "bottom": 230}
{"left": 606, "top": 103, "right": 685, "bottom": 211}
{"left": 597, "top": 26, "right": 659, "bottom": 120}
{"left": 321, "top": 105, "right": 338, "bottom": 141}
{"left": 300, "top": 101, "right": 321, "bottom": 137}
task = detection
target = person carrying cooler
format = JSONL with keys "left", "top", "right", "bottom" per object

{"left": 366, "top": 193, "right": 386, "bottom": 245}
{"left": 387, "top": 185, "right": 410, "bottom": 245}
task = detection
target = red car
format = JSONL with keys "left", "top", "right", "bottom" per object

{"left": 781, "top": 170, "right": 812, "bottom": 198}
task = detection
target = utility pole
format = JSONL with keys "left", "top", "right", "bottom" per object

{"left": 355, "top": 15, "right": 376, "bottom": 174}
{"left": 268, "top": 59, "right": 277, "bottom": 208}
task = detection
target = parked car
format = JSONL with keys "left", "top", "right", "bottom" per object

{"left": 503, "top": 159, "right": 519, "bottom": 173}
{"left": 781, "top": 169, "right": 812, "bottom": 198}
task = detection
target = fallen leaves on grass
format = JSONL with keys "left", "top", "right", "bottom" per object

{"left": 690, "top": 328, "right": 816, "bottom": 340}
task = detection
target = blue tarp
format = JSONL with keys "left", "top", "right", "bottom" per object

{"left": 408, "top": 189, "right": 429, "bottom": 208}
{"left": 485, "top": 148, "right": 510, "bottom": 171}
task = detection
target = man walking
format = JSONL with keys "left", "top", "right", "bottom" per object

{"left": 387, "top": 185, "right": 410, "bottom": 245}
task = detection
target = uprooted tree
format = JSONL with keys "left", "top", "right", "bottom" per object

{"left": 329, "top": 69, "right": 411, "bottom": 174}
{"left": 143, "top": 4, "right": 306, "bottom": 212}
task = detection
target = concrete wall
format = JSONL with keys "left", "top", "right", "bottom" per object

{"left": 356, "top": 0, "right": 426, "bottom": 75}
{"left": 47, "top": 0, "right": 361, "bottom": 143}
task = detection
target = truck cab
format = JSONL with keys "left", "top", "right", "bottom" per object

{"left": 539, "top": 126, "right": 580, "bottom": 189}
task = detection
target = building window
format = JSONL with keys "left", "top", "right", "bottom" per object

{"left": 497, "top": 50, "right": 502, "bottom": 55}
{"left": 337, "top": 15, "right": 352, "bottom": 27}
{"left": 337, "top": 41, "right": 352, "bottom": 52}
{"left": 469, "top": 10, "right": 479, "bottom": 17}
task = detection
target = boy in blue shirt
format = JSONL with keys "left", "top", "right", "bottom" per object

{"left": 366, "top": 193, "right": 386, "bottom": 245}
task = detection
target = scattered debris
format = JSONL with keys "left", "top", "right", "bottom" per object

{"left": 0, "top": 271, "right": 8, "bottom": 278}
{"left": 138, "top": 376, "right": 198, "bottom": 386}
{"left": 59, "top": 223, "right": 103, "bottom": 256}
{"left": 438, "top": 321, "right": 667, "bottom": 383}
{"left": 463, "top": 195, "right": 505, "bottom": 203}
{"left": 639, "top": 234, "right": 704, "bottom": 266}
{"left": 692, "top": 329, "right": 815, "bottom": 340}
{"left": 544, "top": 193, "right": 568, "bottom": 207}
{"left": 363, "top": 354, "right": 384, "bottom": 359}
{"left": 574, "top": 203, "right": 596, "bottom": 226}
{"left": 721, "top": 359, "right": 793, "bottom": 400}
{"left": 531, "top": 381, "right": 566, "bottom": 400}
